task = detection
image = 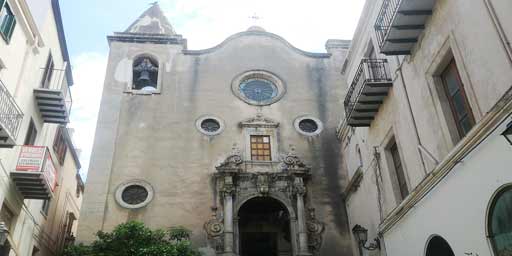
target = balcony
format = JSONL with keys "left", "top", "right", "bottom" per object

{"left": 34, "top": 67, "right": 72, "bottom": 124}
{"left": 0, "top": 80, "right": 23, "bottom": 148}
{"left": 344, "top": 59, "right": 393, "bottom": 127}
{"left": 375, "top": 0, "right": 436, "bottom": 55}
{"left": 11, "top": 146, "right": 57, "bottom": 199}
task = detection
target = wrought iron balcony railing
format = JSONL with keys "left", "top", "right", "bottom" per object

{"left": 344, "top": 59, "right": 392, "bottom": 127}
{"left": 374, "top": 0, "right": 436, "bottom": 55}
{"left": 0, "top": 79, "right": 23, "bottom": 147}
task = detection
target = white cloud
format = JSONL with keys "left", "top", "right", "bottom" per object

{"left": 68, "top": 52, "right": 107, "bottom": 178}
{"left": 70, "top": 1, "right": 364, "bottom": 179}
{"left": 160, "top": 0, "right": 365, "bottom": 52}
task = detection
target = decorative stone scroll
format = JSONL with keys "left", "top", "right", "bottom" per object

{"left": 281, "top": 147, "right": 310, "bottom": 174}
{"left": 306, "top": 208, "right": 325, "bottom": 253}
{"left": 216, "top": 146, "right": 243, "bottom": 172}
{"left": 204, "top": 207, "right": 225, "bottom": 253}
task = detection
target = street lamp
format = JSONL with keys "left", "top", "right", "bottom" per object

{"left": 502, "top": 121, "right": 512, "bottom": 145}
{"left": 352, "top": 224, "right": 380, "bottom": 255}
{"left": 0, "top": 222, "right": 9, "bottom": 246}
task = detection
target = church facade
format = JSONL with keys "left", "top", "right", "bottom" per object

{"left": 77, "top": 4, "right": 353, "bottom": 256}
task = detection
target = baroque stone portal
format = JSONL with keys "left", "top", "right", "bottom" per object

{"left": 204, "top": 149, "right": 325, "bottom": 256}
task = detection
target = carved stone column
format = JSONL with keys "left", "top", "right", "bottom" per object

{"left": 294, "top": 177, "right": 311, "bottom": 256}
{"left": 222, "top": 176, "right": 236, "bottom": 256}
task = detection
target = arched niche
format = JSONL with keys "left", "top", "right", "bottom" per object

{"left": 132, "top": 55, "right": 159, "bottom": 91}
{"left": 425, "top": 235, "right": 455, "bottom": 256}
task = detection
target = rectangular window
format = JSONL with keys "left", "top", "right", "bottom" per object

{"left": 53, "top": 126, "right": 67, "bottom": 165}
{"left": 40, "top": 53, "right": 54, "bottom": 88}
{"left": 24, "top": 119, "right": 37, "bottom": 145}
{"left": 250, "top": 135, "right": 271, "bottom": 161}
{"left": 389, "top": 141, "right": 409, "bottom": 200}
{"left": 0, "top": 1, "right": 16, "bottom": 43}
{"left": 441, "top": 60, "right": 475, "bottom": 138}
{"left": 41, "top": 199, "right": 50, "bottom": 216}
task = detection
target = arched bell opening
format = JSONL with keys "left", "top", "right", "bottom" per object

{"left": 237, "top": 197, "right": 292, "bottom": 256}
{"left": 132, "top": 55, "right": 159, "bottom": 90}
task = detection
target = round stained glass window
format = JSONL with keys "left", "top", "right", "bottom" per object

{"left": 201, "top": 119, "right": 221, "bottom": 133}
{"left": 299, "top": 119, "right": 319, "bottom": 133}
{"left": 121, "top": 185, "right": 149, "bottom": 205}
{"left": 239, "top": 79, "right": 278, "bottom": 102}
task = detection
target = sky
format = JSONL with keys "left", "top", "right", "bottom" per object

{"left": 59, "top": 0, "right": 365, "bottom": 178}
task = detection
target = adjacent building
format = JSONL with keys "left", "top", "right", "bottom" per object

{"left": 338, "top": 0, "right": 512, "bottom": 256}
{"left": 0, "top": 0, "right": 82, "bottom": 255}
{"left": 77, "top": 4, "right": 354, "bottom": 256}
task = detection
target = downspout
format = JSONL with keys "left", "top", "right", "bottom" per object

{"left": 483, "top": 0, "right": 512, "bottom": 66}
{"left": 395, "top": 56, "right": 429, "bottom": 176}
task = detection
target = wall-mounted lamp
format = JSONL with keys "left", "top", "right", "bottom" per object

{"left": 352, "top": 224, "right": 380, "bottom": 255}
{"left": 502, "top": 121, "right": 512, "bottom": 145}
{"left": 0, "top": 222, "right": 9, "bottom": 246}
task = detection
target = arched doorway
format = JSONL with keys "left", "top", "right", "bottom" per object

{"left": 425, "top": 236, "right": 455, "bottom": 256}
{"left": 488, "top": 186, "right": 512, "bottom": 256}
{"left": 238, "top": 197, "right": 292, "bottom": 256}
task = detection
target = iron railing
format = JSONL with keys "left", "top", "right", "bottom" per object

{"left": 375, "top": 0, "right": 401, "bottom": 49}
{"left": 0, "top": 79, "right": 23, "bottom": 139}
{"left": 344, "top": 59, "right": 392, "bottom": 118}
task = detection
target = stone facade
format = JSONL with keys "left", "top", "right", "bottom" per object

{"left": 338, "top": 0, "right": 512, "bottom": 256}
{"left": 77, "top": 4, "right": 354, "bottom": 256}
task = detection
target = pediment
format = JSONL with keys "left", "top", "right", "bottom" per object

{"left": 239, "top": 114, "right": 279, "bottom": 128}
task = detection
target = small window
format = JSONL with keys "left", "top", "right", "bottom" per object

{"left": 122, "top": 185, "right": 149, "bottom": 205}
{"left": 40, "top": 53, "right": 54, "bottom": 89}
{"left": 24, "top": 119, "right": 37, "bottom": 145}
{"left": 489, "top": 186, "right": 512, "bottom": 256}
{"left": 41, "top": 199, "right": 50, "bottom": 216}
{"left": 53, "top": 126, "right": 68, "bottom": 165}
{"left": 250, "top": 135, "right": 271, "bottom": 161}
{"left": 389, "top": 141, "right": 409, "bottom": 200}
{"left": 132, "top": 56, "right": 158, "bottom": 90}
{"left": 0, "top": 1, "right": 16, "bottom": 43}
{"left": 441, "top": 60, "right": 475, "bottom": 138}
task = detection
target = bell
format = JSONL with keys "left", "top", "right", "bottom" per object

{"left": 134, "top": 58, "right": 157, "bottom": 89}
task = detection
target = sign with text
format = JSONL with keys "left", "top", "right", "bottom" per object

{"left": 16, "top": 146, "right": 46, "bottom": 171}
{"left": 15, "top": 146, "right": 58, "bottom": 192}
{"left": 43, "top": 153, "right": 57, "bottom": 192}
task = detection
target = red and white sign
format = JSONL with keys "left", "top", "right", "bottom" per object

{"left": 43, "top": 153, "right": 57, "bottom": 192}
{"left": 15, "top": 146, "right": 58, "bottom": 192}
{"left": 16, "top": 146, "right": 46, "bottom": 171}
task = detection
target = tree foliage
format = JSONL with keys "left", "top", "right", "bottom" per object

{"left": 64, "top": 221, "right": 200, "bottom": 256}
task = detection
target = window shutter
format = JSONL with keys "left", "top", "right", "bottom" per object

{"left": 6, "top": 15, "right": 15, "bottom": 40}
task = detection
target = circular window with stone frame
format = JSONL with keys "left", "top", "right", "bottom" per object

{"left": 294, "top": 116, "right": 324, "bottom": 136}
{"left": 115, "top": 180, "right": 154, "bottom": 209}
{"left": 196, "top": 116, "right": 225, "bottom": 136}
{"left": 231, "top": 70, "right": 286, "bottom": 106}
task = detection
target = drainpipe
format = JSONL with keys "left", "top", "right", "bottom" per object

{"left": 395, "top": 56, "right": 429, "bottom": 176}
{"left": 483, "top": 0, "right": 512, "bottom": 66}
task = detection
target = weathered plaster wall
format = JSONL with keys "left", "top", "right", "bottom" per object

{"left": 79, "top": 30, "right": 353, "bottom": 255}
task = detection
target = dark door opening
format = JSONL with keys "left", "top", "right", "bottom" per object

{"left": 425, "top": 236, "right": 455, "bottom": 256}
{"left": 238, "top": 197, "right": 292, "bottom": 256}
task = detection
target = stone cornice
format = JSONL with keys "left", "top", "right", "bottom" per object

{"left": 182, "top": 30, "right": 332, "bottom": 59}
{"left": 378, "top": 86, "right": 512, "bottom": 234}
{"left": 107, "top": 32, "right": 186, "bottom": 46}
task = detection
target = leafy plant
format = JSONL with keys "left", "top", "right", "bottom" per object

{"left": 63, "top": 221, "right": 200, "bottom": 256}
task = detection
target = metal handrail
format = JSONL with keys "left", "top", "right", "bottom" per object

{"left": 0, "top": 79, "right": 23, "bottom": 139}
{"left": 374, "top": 0, "right": 401, "bottom": 49}
{"left": 38, "top": 62, "right": 73, "bottom": 115}
{"left": 344, "top": 59, "right": 392, "bottom": 119}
